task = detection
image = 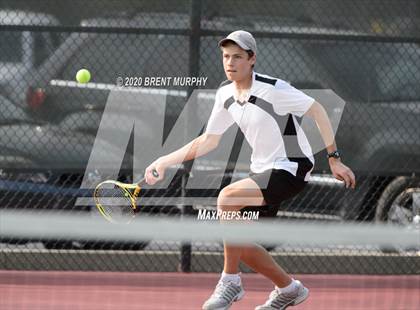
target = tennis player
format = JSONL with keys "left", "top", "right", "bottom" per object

{"left": 145, "top": 30, "right": 356, "bottom": 310}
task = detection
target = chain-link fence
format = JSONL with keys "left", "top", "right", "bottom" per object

{"left": 0, "top": 0, "right": 419, "bottom": 275}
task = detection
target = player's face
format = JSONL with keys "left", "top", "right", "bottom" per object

{"left": 221, "top": 43, "right": 255, "bottom": 82}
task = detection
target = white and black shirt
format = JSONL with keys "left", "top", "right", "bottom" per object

{"left": 205, "top": 72, "right": 315, "bottom": 181}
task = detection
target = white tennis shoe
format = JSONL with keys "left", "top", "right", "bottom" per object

{"left": 202, "top": 279, "right": 245, "bottom": 310}
{"left": 255, "top": 280, "right": 309, "bottom": 310}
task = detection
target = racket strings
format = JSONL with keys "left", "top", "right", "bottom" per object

{"left": 95, "top": 184, "right": 135, "bottom": 219}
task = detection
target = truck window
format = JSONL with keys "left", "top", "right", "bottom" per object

{"left": 0, "top": 31, "right": 23, "bottom": 63}
{"left": 59, "top": 33, "right": 188, "bottom": 85}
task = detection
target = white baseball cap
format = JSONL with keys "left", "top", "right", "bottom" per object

{"left": 218, "top": 30, "right": 257, "bottom": 53}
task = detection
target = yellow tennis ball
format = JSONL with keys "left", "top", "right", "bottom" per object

{"left": 76, "top": 69, "right": 91, "bottom": 83}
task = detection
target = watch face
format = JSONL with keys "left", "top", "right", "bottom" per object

{"left": 329, "top": 151, "right": 340, "bottom": 158}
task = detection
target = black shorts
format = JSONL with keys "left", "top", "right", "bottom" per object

{"left": 242, "top": 169, "right": 307, "bottom": 218}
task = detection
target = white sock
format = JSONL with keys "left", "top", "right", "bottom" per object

{"left": 221, "top": 271, "right": 241, "bottom": 285}
{"left": 276, "top": 279, "right": 300, "bottom": 295}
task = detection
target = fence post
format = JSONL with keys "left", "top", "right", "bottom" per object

{"left": 179, "top": 0, "right": 202, "bottom": 273}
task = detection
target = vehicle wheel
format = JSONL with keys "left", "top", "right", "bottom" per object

{"left": 375, "top": 176, "right": 420, "bottom": 252}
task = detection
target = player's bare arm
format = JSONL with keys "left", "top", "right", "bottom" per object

{"left": 305, "top": 101, "right": 356, "bottom": 189}
{"left": 145, "top": 133, "right": 221, "bottom": 184}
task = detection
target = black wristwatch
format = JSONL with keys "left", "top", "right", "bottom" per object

{"left": 327, "top": 150, "right": 341, "bottom": 159}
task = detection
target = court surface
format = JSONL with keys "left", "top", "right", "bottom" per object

{"left": 1, "top": 270, "right": 418, "bottom": 309}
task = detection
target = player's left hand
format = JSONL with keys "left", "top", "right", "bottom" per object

{"left": 329, "top": 159, "right": 356, "bottom": 189}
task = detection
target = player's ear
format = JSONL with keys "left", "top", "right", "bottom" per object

{"left": 250, "top": 53, "right": 256, "bottom": 66}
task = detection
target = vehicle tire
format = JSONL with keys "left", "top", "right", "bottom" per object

{"left": 375, "top": 176, "right": 420, "bottom": 252}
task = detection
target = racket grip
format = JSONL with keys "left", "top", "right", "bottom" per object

{"left": 152, "top": 169, "right": 159, "bottom": 178}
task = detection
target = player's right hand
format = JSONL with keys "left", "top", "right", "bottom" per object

{"left": 145, "top": 159, "right": 166, "bottom": 185}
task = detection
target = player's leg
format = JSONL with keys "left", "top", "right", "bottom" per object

{"left": 203, "top": 171, "right": 309, "bottom": 309}
{"left": 203, "top": 177, "right": 264, "bottom": 310}
{"left": 217, "top": 177, "right": 293, "bottom": 286}
{"left": 217, "top": 177, "right": 265, "bottom": 274}
{"left": 240, "top": 243, "right": 292, "bottom": 287}
{"left": 237, "top": 244, "right": 309, "bottom": 309}
{"left": 243, "top": 170, "right": 309, "bottom": 310}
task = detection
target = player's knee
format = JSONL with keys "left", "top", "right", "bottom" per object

{"left": 217, "top": 187, "right": 241, "bottom": 211}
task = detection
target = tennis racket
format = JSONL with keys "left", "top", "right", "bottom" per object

{"left": 94, "top": 170, "right": 159, "bottom": 224}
